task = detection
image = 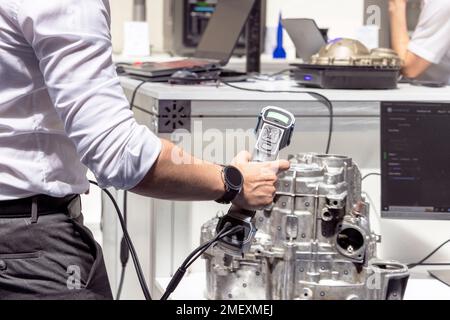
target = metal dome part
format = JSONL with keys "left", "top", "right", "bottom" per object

{"left": 310, "top": 38, "right": 402, "bottom": 68}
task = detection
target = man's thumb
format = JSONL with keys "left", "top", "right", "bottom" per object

{"left": 269, "top": 160, "right": 291, "bottom": 173}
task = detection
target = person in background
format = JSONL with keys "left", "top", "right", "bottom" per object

{"left": 389, "top": 0, "right": 450, "bottom": 84}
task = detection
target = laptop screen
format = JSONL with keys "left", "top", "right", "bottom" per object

{"left": 194, "top": 0, "right": 256, "bottom": 64}
{"left": 283, "top": 19, "right": 327, "bottom": 62}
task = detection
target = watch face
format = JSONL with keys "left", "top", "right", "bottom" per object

{"left": 225, "top": 166, "right": 243, "bottom": 189}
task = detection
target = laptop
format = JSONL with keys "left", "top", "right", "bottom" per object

{"left": 122, "top": 0, "right": 256, "bottom": 78}
{"left": 282, "top": 18, "right": 326, "bottom": 63}
{"left": 429, "top": 270, "right": 450, "bottom": 287}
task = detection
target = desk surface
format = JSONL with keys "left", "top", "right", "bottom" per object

{"left": 157, "top": 267, "right": 450, "bottom": 300}
{"left": 120, "top": 77, "right": 450, "bottom": 102}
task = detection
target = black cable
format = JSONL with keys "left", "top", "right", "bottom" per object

{"left": 161, "top": 225, "right": 243, "bottom": 300}
{"left": 129, "top": 80, "right": 149, "bottom": 110}
{"left": 362, "top": 173, "right": 381, "bottom": 181}
{"left": 249, "top": 68, "right": 294, "bottom": 79}
{"left": 408, "top": 239, "right": 450, "bottom": 269}
{"left": 267, "top": 68, "right": 295, "bottom": 77}
{"left": 115, "top": 79, "right": 150, "bottom": 299}
{"left": 115, "top": 267, "right": 126, "bottom": 299}
{"left": 115, "top": 190, "right": 129, "bottom": 300}
{"left": 89, "top": 180, "right": 152, "bottom": 300}
{"left": 219, "top": 79, "right": 334, "bottom": 154}
{"left": 161, "top": 226, "right": 240, "bottom": 300}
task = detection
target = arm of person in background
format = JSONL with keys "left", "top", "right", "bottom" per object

{"left": 16, "top": 0, "right": 289, "bottom": 210}
{"left": 389, "top": 0, "right": 431, "bottom": 78}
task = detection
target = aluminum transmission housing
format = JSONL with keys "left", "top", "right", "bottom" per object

{"left": 201, "top": 153, "right": 409, "bottom": 300}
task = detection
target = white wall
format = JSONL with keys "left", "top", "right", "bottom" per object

{"left": 110, "top": 0, "right": 165, "bottom": 54}
{"left": 266, "top": 0, "right": 364, "bottom": 36}
{"left": 109, "top": 0, "right": 365, "bottom": 55}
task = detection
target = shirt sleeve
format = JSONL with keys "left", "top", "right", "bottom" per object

{"left": 408, "top": 0, "right": 450, "bottom": 64}
{"left": 15, "top": 0, "right": 161, "bottom": 190}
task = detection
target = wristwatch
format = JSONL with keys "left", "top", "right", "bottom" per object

{"left": 215, "top": 165, "right": 244, "bottom": 204}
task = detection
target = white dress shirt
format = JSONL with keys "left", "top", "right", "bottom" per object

{"left": 0, "top": 0, "right": 162, "bottom": 200}
{"left": 409, "top": 0, "right": 450, "bottom": 84}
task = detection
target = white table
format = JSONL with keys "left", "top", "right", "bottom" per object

{"left": 157, "top": 267, "right": 450, "bottom": 300}
{"left": 121, "top": 77, "right": 450, "bottom": 103}
{"left": 108, "top": 77, "right": 450, "bottom": 300}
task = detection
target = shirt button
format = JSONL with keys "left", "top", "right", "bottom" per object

{"left": 0, "top": 260, "right": 6, "bottom": 271}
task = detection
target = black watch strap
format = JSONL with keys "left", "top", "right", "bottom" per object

{"left": 215, "top": 166, "right": 243, "bottom": 205}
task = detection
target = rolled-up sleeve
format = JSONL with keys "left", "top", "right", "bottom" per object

{"left": 408, "top": 0, "right": 450, "bottom": 64}
{"left": 16, "top": 0, "right": 161, "bottom": 190}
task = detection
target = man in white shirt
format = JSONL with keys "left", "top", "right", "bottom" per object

{"left": 0, "top": 0, "right": 289, "bottom": 299}
{"left": 389, "top": 0, "right": 450, "bottom": 84}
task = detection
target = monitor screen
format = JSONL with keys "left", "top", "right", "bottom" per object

{"left": 194, "top": 0, "right": 255, "bottom": 63}
{"left": 381, "top": 102, "right": 450, "bottom": 220}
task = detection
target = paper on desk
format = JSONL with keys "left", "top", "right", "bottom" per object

{"left": 123, "top": 21, "right": 150, "bottom": 57}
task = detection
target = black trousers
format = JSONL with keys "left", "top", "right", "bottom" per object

{"left": 0, "top": 196, "right": 113, "bottom": 300}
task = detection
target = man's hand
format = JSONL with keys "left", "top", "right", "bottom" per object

{"left": 231, "top": 151, "right": 290, "bottom": 210}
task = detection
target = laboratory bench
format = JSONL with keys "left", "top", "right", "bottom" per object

{"left": 101, "top": 77, "right": 450, "bottom": 300}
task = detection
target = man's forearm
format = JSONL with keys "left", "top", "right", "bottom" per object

{"left": 131, "top": 139, "right": 225, "bottom": 201}
{"left": 389, "top": 0, "right": 410, "bottom": 60}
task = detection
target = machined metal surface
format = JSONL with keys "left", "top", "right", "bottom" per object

{"left": 202, "top": 153, "right": 409, "bottom": 300}
{"left": 310, "top": 38, "right": 401, "bottom": 68}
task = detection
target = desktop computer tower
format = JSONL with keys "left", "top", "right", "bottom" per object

{"left": 163, "top": 0, "right": 266, "bottom": 57}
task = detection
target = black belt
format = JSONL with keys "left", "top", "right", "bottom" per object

{"left": 0, "top": 194, "right": 78, "bottom": 219}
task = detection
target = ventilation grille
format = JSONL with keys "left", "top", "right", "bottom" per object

{"left": 158, "top": 100, "right": 191, "bottom": 133}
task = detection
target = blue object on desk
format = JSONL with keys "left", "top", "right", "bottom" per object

{"left": 273, "top": 13, "right": 287, "bottom": 59}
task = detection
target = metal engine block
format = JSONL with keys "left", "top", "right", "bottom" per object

{"left": 201, "top": 153, "right": 409, "bottom": 300}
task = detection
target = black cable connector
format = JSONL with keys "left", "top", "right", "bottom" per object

{"left": 115, "top": 79, "right": 149, "bottom": 300}
{"left": 161, "top": 224, "right": 242, "bottom": 301}
{"left": 89, "top": 181, "right": 152, "bottom": 300}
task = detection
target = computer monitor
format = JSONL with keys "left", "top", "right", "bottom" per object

{"left": 381, "top": 102, "right": 450, "bottom": 220}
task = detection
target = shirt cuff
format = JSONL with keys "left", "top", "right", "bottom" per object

{"left": 122, "top": 128, "right": 162, "bottom": 191}
{"left": 408, "top": 42, "right": 441, "bottom": 64}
